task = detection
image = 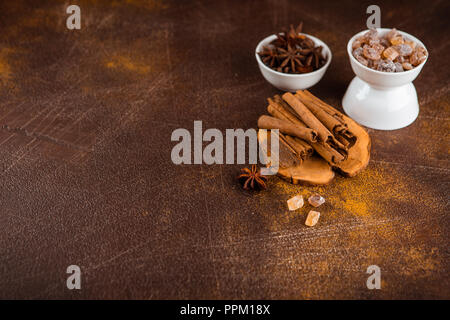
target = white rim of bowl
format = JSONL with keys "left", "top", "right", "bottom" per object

{"left": 255, "top": 33, "right": 332, "bottom": 77}
{"left": 347, "top": 28, "right": 428, "bottom": 75}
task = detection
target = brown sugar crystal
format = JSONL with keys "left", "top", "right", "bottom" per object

{"left": 305, "top": 210, "right": 320, "bottom": 227}
{"left": 287, "top": 195, "right": 304, "bottom": 211}
{"left": 308, "top": 194, "right": 325, "bottom": 207}
{"left": 352, "top": 28, "right": 427, "bottom": 72}
{"left": 382, "top": 47, "right": 399, "bottom": 61}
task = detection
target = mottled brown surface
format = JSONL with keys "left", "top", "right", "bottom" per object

{"left": 0, "top": 0, "right": 448, "bottom": 299}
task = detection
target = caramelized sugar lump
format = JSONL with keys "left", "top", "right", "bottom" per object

{"left": 382, "top": 46, "right": 399, "bottom": 61}
{"left": 287, "top": 195, "right": 304, "bottom": 211}
{"left": 394, "top": 44, "right": 413, "bottom": 56}
{"left": 353, "top": 47, "right": 368, "bottom": 66}
{"left": 377, "top": 59, "right": 396, "bottom": 72}
{"left": 352, "top": 28, "right": 427, "bottom": 72}
{"left": 308, "top": 194, "right": 325, "bottom": 207}
{"left": 305, "top": 210, "right": 320, "bottom": 227}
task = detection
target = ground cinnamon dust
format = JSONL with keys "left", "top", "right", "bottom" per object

{"left": 105, "top": 55, "right": 152, "bottom": 74}
{"left": 255, "top": 159, "right": 443, "bottom": 296}
{"left": 0, "top": 49, "right": 13, "bottom": 84}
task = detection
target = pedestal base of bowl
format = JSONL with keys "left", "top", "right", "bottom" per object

{"left": 342, "top": 76, "right": 419, "bottom": 130}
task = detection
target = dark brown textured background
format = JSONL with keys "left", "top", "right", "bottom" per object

{"left": 0, "top": 0, "right": 448, "bottom": 299}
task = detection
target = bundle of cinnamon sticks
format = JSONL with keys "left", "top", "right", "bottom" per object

{"left": 257, "top": 90, "right": 358, "bottom": 167}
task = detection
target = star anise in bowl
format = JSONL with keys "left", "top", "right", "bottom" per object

{"left": 257, "top": 22, "right": 327, "bottom": 74}
{"left": 259, "top": 46, "right": 279, "bottom": 68}
{"left": 273, "top": 23, "right": 306, "bottom": 48}
{"left": 237, "top": 165, "right": 268, "bottom": 191}
{"left": 277, "top": 44, "right": 304, "bottom": 73}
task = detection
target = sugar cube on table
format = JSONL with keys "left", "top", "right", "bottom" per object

{"left": 308, "top": 194, "right": 325, "bottom": 207}
{"left": 287, "top": 195, "right": 304, "bottom": 211}
{"left": 305, "top": 210, "right": 320, "bottom": 227}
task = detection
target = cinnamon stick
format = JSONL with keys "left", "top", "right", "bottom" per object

{"left": 272, "top": 95, "right": 307, "bottom": 127}
{"left": 267, "top": 102, "right": 291, "bottom": 125}
{"left": 282, "top": 92, "right": 347, "bottom": 155}
{"left": 268, "top": 99, "right": 306, "bottom": 128}
{"left": 284, "top": 135, "right": 314, "bottom": 160}
{"left": 294, "top": 92, "right": 356, "bottom": 148}
{"left": 279, "top": 133, "right": 300, "bottom": 157}
{"left": 282, "top": 92, "right": 332, "bottom": 141}
{"left": 267, "top": 98, "right": 345, "bottom": 164}
{"left": 295, "top": 92, "right": 345, "bottom": 130}
{"left": 261, "top": 130, "right": 301, "bottom": 168}
{"left": 279, "top": 133, "right": 305, "bottom": 161}
{"left": 267, "top": 102, "right": 314, "bottom": 160}
{"left": 257, "top": 115, "right": 317, "bottom": 143}
{"left": 310, "top": 139, "right": 345, "bottom": 164}
{"left": 300, "top": 90, "right": 344, "bottom": 119}
{"left": 297, "top": 90, "right": 357, "bottom": 148}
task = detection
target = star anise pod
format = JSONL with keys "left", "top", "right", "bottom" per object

{"left": 272, "top": 31, "right": 289, "bottom": 48}
{"left": 237, "top": 165, "right": 268, "bottom": 190}
{"left": 258, "top": 22, "right": 327, "bottom": 74}
{"left": 277, "top": 44, "right": 304, "bottom": 73}
{"left": 273, "top": 23, "right": 305, "bottom": 48}
{"left": 287, "top": 22, "right": 306, "bottom": 45}
{"left": 259, "top": 46, "right": 279, "bottom": 68}
{"left": 296, "top": 65, "right": 314, "bottom": 73}
{"left": 299, "top": 36, "right": 315, "bottom": 50}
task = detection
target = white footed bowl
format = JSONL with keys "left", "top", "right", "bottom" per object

{"left": 343, "top": 28, "right": 428, "bottom": 130}
{"left": 255, "top": 33, "right": 332, "bottom": 92}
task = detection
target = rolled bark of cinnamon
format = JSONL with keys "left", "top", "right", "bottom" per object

{"left": 295, "top": 92, "right": 356, "bottom": 148}
{"left": 296, "top": 90, "right": 357, "bottom": 148}
{"left": 267, "top": 102, "right": 313, "bottom": 160}
{"left": 267, "top": 102, "right": 291, "bottom": 125}
{"left": 267, "top": 100, "right": 306, "bottom": 129}
{"left": 266, "top": 99, "right": 345, "bottom": 164}
{"left": 284, "top": 135, "right": 314, "bottom": 160}
{"left": 282, "top": 92, "right": 329, "bottom": 140}
{"left": 300, "top": 90, "right": 342, "bottom": 117}
{"left": 257, "top": 115, "right": 318, "bottom": 143}
{"left": 278, "top": 133, "right": 300, "bottom": 160}
{"left": 279, "top": 133, "right": 305, "bottom": 161}
{"left": 271, "top": 95, "right": 307, "bottom": 127}
{"left": 261, "top": 130, "right": 301, "bottom": 168}
{"left": 310, "top": 139, "right": 345, "bottom": 164}
{"left": 282, "top": 92, "right": 347, "bottom": 156}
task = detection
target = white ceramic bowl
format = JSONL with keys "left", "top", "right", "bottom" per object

{"left": 343, "top": 28, "right": 428, "bottom": 130}
{"left": 255, "top": 33, "right": 332, "bottom": 92}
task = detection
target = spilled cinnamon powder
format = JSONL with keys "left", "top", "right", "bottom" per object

{"left": 251, "top": 158, "right": 446, "bottom": 298}
{"left": 105, "top": 55, "right": 152, "bottom": 74}
{"left": 0, "top": 49, "right": 13, "bottom": 84}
